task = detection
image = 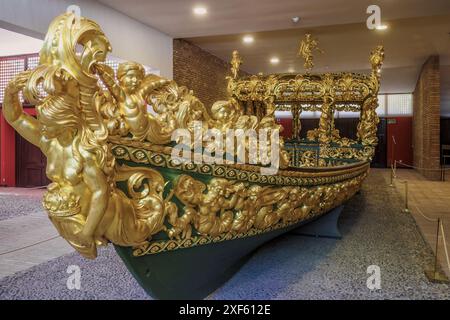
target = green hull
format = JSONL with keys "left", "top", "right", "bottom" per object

{"left": 111, "top": 143, "right": 369, "bottom": 299}
{"left": 114, "top": 213, "right": 320, "bottom": 299}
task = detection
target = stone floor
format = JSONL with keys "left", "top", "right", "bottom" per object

{"left": 0, "top": 188, "right": 45, "bottom": 221}
{"left": 392, "top": 168, "right": 450, "bottom": 278}
{"left": 0, "top": 169, "right": 449, "bottom": 299}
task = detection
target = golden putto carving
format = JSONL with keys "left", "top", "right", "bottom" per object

{"left": 297, "top": 33, "right": 324, "bottom": 72}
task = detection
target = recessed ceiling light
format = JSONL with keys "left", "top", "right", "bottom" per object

{"left": 193, "top": 6, "right": 207, "bottom": 15}
{"left": 376, "top": 24, "right": 388, "bottom": 30}
{"left": 243, "top": 35, "right": 254, "bottom": 44}
{"left": 288, "top": 67, "right": 295, "bottom": 73}
{"left": 292, "top": 16, "right": 300, "bottom": 23}
{"left": 270, "top": 57, "right": 280, "bottom": 64}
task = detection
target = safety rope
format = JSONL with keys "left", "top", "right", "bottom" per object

{"left": 440, "top": 221, "right": 450, "bottom": 274}
{"left": 411, "top": 202, "right": 439, "bottom": 223}
{"left": 393, "top": 176, "right": 450, "bottom": 275}
{"left": 394, "top": 160, "right": 450, "bottom": 172}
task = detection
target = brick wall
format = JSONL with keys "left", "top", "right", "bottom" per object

{"left": 413, "top": 56, "right": 441, "bottom": 180}
{"left": 173, "top": 39, "right": 249, "bottom": 109}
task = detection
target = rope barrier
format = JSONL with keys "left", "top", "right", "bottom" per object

{"left": 0, "top": 235, "right": 60, "bottom": 256}
{"left": 440, "top": 221, "right": 450, "bottom": 274}
{"left": 391, "top": 174, "right": 450, "bottom": 277}
{"left": 394, "top": 160, "right": 450, "bottom": 172}
{"left": 411, "top": 203, "right": 439, "bottom": 223}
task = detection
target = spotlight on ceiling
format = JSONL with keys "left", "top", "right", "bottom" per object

{"left": 376, "top": 24, "right": 388, "bottom": 30}
{"left": 243, "top": 35, "right": 254, "bottom": 44}
{"left": 193, "top": 6, "right": 207, "bottom": 15}
{"left": 270, "top": 57, "right": 280, "bottom": 64}
{"left": 292, "top": 16, "right": 300, "bottom": 24}
{"left": 288, "top": 67, "right": 295, "bottom": 73}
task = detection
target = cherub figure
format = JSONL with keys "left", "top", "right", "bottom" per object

{"left": 94, "top": 61, "right": 171, "bottom": 140}
{"left": 297, "top": 33, "right": 324, "bottom": 72}
{"left": 230, "top": 50, "right": 242, "bottom": 79}
{"left": 2, "top": 13, "right": 172, "bottom": 259}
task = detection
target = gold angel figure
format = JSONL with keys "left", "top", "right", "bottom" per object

{"left": 94, "top": 61, "right": 172, "bottom": 140}
{"left": 2, "top": 13, "right": 174, "bottom": 259}
{"left": 370, "top": 45, "right": 385, "bottom": 74}
{"left": 230, "top": 50, "right": 242, "bottom": 79}
{"left": 297, "top": 33, "right": 324, "bottom": 72}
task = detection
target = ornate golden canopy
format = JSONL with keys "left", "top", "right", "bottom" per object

{"left": 226, "top": 45, "right": 385, "bottom": 154}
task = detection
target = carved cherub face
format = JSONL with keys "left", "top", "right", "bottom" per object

{"left": 119, "top": 69, "right": 143, "bottom": 94}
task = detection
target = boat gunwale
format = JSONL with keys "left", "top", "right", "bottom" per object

{"left": 108, "top": 137, "right": 370, "bottom": 181}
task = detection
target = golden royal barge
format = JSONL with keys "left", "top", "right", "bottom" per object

{"left": 2, "top": 13, "right": 384, "bottom": 299}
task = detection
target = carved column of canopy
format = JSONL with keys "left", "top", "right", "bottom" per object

{"left": 318, "top": 96, "right": 335, "bottom": 144}
{"left": 245, "top": 101, "right": 254, "bottom": 115}
{"left": 357, "top": 45, "right": 384, "bottom": 146}
{"left": 255, "top": 102, "right": 264, "bottom": 120}
{"left": 318, "top": 74, "right": 335, "bottom": 144}
{"left": 357, "top": 96, "right": 379, "bottom": 145}
{"left": 291, "top": 103, "right": 301, "bottom": 140}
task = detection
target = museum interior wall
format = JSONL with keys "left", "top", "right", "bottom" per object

{"left": 442, "top": 118, "right": 450, "bottom": 146}
{"left": 0, "top": 0, "right": 173, "bottom": 78}
{"left": 413, "top": 55, "right": 441, "bottom": 180}
{"left": 441, "top": 65, "right": 450, "bottom": 153}
{"left": 173, "top": 39, "right": 249, "bottom": 108}
{"left": 387, "top": 117, "right": 413, "bottom": 166}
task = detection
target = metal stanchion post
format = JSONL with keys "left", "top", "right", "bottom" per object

{"left": 389, "top": 164, "right": 394, "bottom": 188}
{"left": 425, "top": 218, "right": 450, "bottom": 283}
{"left": 394, "top": 160, "right": 397, "bottom": 178}
{"left": 401, "top": 181, "right": 410, "bottom": 213}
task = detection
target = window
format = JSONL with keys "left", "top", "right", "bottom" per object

{"left": 376, "top": 94, "right": 386, "bottom": 116}
{"left": 377, "top": 93, "right": 412, "bottom": 116}
{"left": 386, "top": 94, "right": 413, "bottom": 116}
{"left": 0, "top": 53, "right": 158, "bottom": 104}
{"left": 0, "top": 57, "right": 25, "bottom": 103}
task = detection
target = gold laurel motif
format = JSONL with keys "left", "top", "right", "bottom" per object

{"left": 133, "top": 172, "right": 366, "bottom": 256}
{"left": 110, "top": 143, "right": 370, "bottom": 185}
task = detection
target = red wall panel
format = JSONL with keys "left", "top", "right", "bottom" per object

{"left": 387, "top": 117, "right": 413, "bottom": 166}
{"left": 0, "top": 110, "right": 16, "bottom": 186}
{"left": 0, "top": 107, "right": 36, "bottom": 186}
{"left": 276, "top": 117, "right": 293, "bottom": 139}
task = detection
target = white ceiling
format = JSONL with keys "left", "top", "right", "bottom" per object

{"left": 2, "top": 1, "right": 449, "bottom": 114}
{"left": 98, "top": 0, "right": 450, "bottom": 114}
{"left": 0, "top": 28, "right": 43, "bottom": 57}
{"left": 185, "top": 15, "right": 450, "bottom": 92}
{"left": 97, "top": 0, "right": 450, "bottom": 38}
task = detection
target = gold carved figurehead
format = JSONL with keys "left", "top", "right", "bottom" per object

{"left": 2, "top": 13, "right": 177, "bottom": 258}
